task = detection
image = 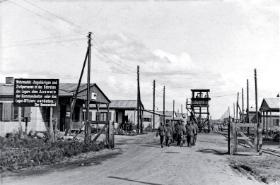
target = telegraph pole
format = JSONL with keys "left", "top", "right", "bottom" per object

{"left": 163, "top": 86, "right": 165, "bottom": 125}
{"left": 233, "top": 103, "right": 235, "bottom": 122}
{"left": 172, "top": 100, "right": 175, "bottom": 125}
{"left": 247, "top": 79, "right": 250, "bottom": 135}
{"left": 242, "top": 88, "right": 244, "bottom": 122}
{"left": 236, "top": 92, "right": 239, "bottom": 121}
{"left": 85, "top": 32, "right": 92, "bottom": 144}
{"left": 254, "top": 69, "right": 261, "bottom": 152}
{"left": 137, "top": 65, "right": 140, "bottom": 134}
{"left": 153, "top": 80, "right": 155, "bottom": 130}
{"left": 228, "top": 106, "right": 231, "bottom": 154}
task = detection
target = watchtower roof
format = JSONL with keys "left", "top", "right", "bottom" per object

{"left": 191, "top": 89, "right": 210, "bottom": 92}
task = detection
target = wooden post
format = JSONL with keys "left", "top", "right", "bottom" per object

{"left": 163, "top": 86, "right": 165, "bottom": 125}
{"left": 107, "top": 104, "right": 114, "bottom": 148}
{"left": 266, "top": 111, "right": 268, "bottom": 138}
{"left": 233, "top": 103, "right": 235, "bottom": 122}
{"left": 85, "top": 32, "right": 92, "bottom": 144}
{"left": 242, "top": 88, "right": 244, "bottom": 122}
{"left": 247, "top": 79, "right": 250, "bottom": 135}
{"left": 236, "top": 92, "right": 239, "bottom": 121}
{"left": 49, "top": 107, "right": 54, "bottom": 143}
{"left": 228, "top": 116, "right": 231, "bottom": 154}
{"left": 153, "top": 80, "right": 155, "bottom": 130}
{"left": 254, "top": 68, "right": 260, "bottom": 152}
{"left": 137, "top": 65, "right": 140, "bottom": 134}
{"left": 18, "top": 106, "right": 23, "bottom": 138}
{"left": 172, "top": 100, "right": 175, "bottom": 126}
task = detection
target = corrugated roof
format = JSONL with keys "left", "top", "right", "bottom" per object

{"left": 0, "top": 83, "right": 96, "bottom": 96}
{"left": 0, "top": 84, "right": 13, "bottom": 96}
{"left": 110, "top": 100, "right": 137, "bottom": 108}
{"left": 109, "top": 100, "right": 144, "bottom": 109}
{"left": 0, "top": 82, "right": 110, "bottom": 104}
{"left": 260, "top": 98, "right": 280, "bottom": 111}
{"left": 264, "top": 98, "right": 280, "bottom": 109}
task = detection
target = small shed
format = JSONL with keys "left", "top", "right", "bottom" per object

{"left": 260, "top": 98, "right": 280, "bottom": 132}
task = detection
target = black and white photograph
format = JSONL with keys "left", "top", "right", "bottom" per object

{"left": 1, "top": 0, "right": 280, "bottom": 185}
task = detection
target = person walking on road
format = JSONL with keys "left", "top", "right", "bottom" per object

{"left": 157, "top": 122, "right": 165, "bottom": 148}
{"left": 192, "top": 122, "right": 199, "bottom": 146}
{"left": 176, "top": 121, "right": 186, "bottom": 147}
{"left": 186, "top": 122, "right": 194, "bottom": 147}
{"left": 165, "top": 123, "right": 172, "bottom": 147}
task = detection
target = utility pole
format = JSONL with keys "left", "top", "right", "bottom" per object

{"left": 228, "top": 106, "right": 231, "bottom": 155}
{"left": 163, "top": 86, "right": 165, "bottom": 125}
{"left": 233, "top": 103, "right": 235, "bottom": 122}
{"left": 254, "top": 68, "right": 261, "bottom": 152}
{"left": 242, "top": 88, "right": 244, "bottom": 122}
{"left": 173, "top": 100, "right": 175, "bottom": 125}
{"left": 137, "top": 65, "right": 140, "bottom": 134}
{"left": 181, "top": 104, "right": 183, "bottom": 114}
{"left": 153, "top": 80, "right": 155, "bottom": 130}
{"left": 236, "top": 92, "right": 239, "bottom": 121}
{"left": 85, "top": 32, "right": 92, "bottom": 144}
{"left": 247, "top": 79, "right": 250, "bottom": 135}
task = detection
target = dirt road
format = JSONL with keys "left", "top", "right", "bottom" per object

{"left": 2, "top": 133, "right": 265, "bottom": 185}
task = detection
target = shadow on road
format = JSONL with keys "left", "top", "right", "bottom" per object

{"left": 165, "top": 151, "right": 180, "bottom": 154}
{"left": 197, "top": 149, "right": 228, "bottom": 155}
{"left": 108, "top": 176, "right": 164, "bottom": 185}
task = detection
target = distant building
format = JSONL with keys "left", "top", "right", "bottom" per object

{"left": 260, "top": 98, "right": 280, "bottom": 131}
{"left": 142, "top": 110, "right": 168, "bottom": 129}
{"left": 90, "top": 100, "right": 144, "bottom": 130}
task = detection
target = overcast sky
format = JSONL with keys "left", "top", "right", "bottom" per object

{"left": 1, "top": 0, "right": 280, "bottom": 118}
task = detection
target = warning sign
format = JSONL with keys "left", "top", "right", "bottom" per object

{"left": 14, "top": 79, "right": 59, "bottom": 107}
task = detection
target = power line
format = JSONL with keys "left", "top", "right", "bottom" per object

{"left": 5, "top": 34, "right": 85, "bottom": 45}
{"left": 22, "top": 0, "right": 83, "bottom": 31}
{"left": 1, "top": 37, "right": 86, "bottom": 48}
{"left": 9, "top": 0, "right": 84, "bottom": 36}
{"left": 212, "top": 93, "right": 236, "bottom": 98}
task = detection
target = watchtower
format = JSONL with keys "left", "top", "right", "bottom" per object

{"left": 187, "top": 89, "right": 211, "bottom": 132}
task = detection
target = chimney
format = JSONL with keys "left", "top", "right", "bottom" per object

{"left": 5, "top": 77, "right": 14, "bottom": 85}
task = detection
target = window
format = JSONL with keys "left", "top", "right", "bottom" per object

{"left": 0, "top": 103, "right": 29, "bottom": 121}
{"left": 2, "top": 102, "right": 12, "bottom": 121}
{"left": 0, "top": 103, "right": 2, "bottom": 121}
{"left": 73, "top": 107, "right": 80, "bottom": 122}
{"left": 273, "top": 119, "right": 280, "bottom": 126}
{"left": 143, "top": 117, "right": 151, "bottom": 122}
{"left": 96, "top": 112, "right": 111, "bottom": 121}
{"left": 13, "top": 104, "right": 19, "bottom": 121}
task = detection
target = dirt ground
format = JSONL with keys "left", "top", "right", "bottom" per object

{"left": 1, "top": 133, "right": 277, "bottom": 185}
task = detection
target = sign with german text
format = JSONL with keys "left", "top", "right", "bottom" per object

{"left": 14, "top": 79, "right": 59, "bottom": 107}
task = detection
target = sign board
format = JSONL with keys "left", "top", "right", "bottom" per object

{"left": 91, "top": 92, "right": 97, "bottom": 100}
{"left": 14, "top": 79, "right": 59, "bottom": 107}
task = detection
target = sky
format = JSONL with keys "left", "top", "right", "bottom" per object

{"left": 1, "top": 0, "right": 280, "bottom": 119}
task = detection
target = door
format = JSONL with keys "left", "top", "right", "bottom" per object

{"left": 60, "top": 105, "right": 66, "bottom": 131}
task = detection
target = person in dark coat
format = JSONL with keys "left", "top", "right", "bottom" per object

{"left": 176, "top": 122, "right": 186, "bottom": 147}
{"left": 192, "top": 122, "right": 199, "bottom": 145}
{"left": 165, "top": 123, "right": 172, "bottom": 147}
{"left": 186, "top": 122, "right": 194, "bottom": 147}
{"left": 157, "top": 122, "right": 165, "bottom": 148}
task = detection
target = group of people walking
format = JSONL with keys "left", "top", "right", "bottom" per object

{"left": 157, "top": 120, "right": 199, "bottom": 148}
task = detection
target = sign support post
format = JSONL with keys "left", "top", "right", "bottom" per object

{"left": 50, "top": 107, "right": 54, "bottom": 143}
{"left": 18, "top": 106, "right": 23, "bottom": 138}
